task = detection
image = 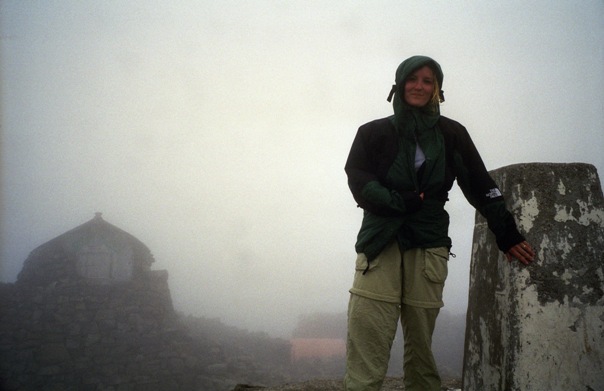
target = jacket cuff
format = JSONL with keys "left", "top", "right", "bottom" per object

{"left": 496, "top": 229, "right": 525, "bottom": 253}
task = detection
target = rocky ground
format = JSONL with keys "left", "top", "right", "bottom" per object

{"left": 232, "top": 377, "right": 462, "bottom": 390}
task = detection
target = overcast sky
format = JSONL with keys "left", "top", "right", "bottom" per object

{"left": 1, "top": 1, "right": 603, "bottom": 337}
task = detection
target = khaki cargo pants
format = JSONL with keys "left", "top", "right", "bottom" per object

{"left": 344, "top": 241, "right": 449, "bottom": 391}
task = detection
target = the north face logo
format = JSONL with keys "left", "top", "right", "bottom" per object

{"left": 486, "top": 188, "right": 502, "bottom": 199}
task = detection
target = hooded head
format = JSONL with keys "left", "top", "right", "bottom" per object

{"left": 387, "top": 56, "right": 444, "bottom": 109}
{"left": 387, "top": 56, "right": 445, "bottom": 135}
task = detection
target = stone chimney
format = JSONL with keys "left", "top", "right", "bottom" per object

{"left": 463, "top": 163, "right": 604, "bottom": 390}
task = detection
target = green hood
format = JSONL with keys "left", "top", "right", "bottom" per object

{"left": 394, "top": 56, "right": 443, "bottom": 97}
{"left": 387, "top": 55, "right": 444, "bottom": 137}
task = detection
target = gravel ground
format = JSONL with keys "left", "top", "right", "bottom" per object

{"left": 232, "top": 377, "right": 462, "bottom": 390}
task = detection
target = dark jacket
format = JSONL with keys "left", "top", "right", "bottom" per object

{"left": 345, "top": 115, "right": 525, "bottom": 261}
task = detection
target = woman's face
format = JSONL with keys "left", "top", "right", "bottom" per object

{"left": 403, "top": 66, "right": 435, "bottom": 108}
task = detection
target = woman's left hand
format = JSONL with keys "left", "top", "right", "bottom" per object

{"left": 505, "top": 241, "right": 535, "bottom": 265}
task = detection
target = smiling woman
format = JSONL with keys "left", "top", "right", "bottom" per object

{"left": 343, "top": 55, "right": 534, "bottom": 391}
{"left": 403, "top": 66, "right": 437, "bottom": 108}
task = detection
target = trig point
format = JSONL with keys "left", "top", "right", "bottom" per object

{"left": 463, "top": 163, "right": 604, "bottom": 390}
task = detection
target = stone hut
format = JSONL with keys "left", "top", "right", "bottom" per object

{"left": 17, "top": 212, "right": 156, "bottom": 285}
{"left": 0, "top": 213, "right": 228, "bottom": 390}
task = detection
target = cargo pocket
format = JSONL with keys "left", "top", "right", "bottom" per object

{"left": 354, "top": 253, "right": 380, "bottom": 272}
{"left": 423, "top": 247, "right": 449, "bottom": 284}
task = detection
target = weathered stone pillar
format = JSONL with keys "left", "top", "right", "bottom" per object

{"left": 463, "top": 163, "right": 604, "bottom": 390}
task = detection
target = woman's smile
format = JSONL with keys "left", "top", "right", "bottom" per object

{"left": 404, "top": 65, "right": 435, "bottom": 108}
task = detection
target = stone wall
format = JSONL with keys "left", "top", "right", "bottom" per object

{"left": 0, "top": 255, "right": 225, "bottom": 390}
{"left": 463, "top": 163, "right": 604, "bottom": 390}
{"left": 0, "top": 214, "right": 265, "bottom": 390}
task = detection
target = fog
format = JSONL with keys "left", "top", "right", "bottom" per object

{"left": 1, "top": 1, "right": 603, "bottom": 338}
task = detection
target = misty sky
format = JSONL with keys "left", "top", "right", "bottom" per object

{"left": 1, "top": 1, "right": 603, "bottom": 337}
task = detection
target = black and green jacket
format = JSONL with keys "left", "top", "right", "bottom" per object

{"left": 346, "top": 56, "right": 524, "bottom": 262}
{"left": 345, "top": 115, "right": 525, "bottom": 261}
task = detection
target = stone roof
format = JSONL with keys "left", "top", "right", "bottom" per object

{"left": 17, "top": 213, "right": 155, "bottom": 285}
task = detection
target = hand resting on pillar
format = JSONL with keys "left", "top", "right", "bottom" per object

{"left": 505, "top": 241, "right": 535, "bottom": 265}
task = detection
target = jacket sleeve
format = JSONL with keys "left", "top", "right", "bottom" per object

{"left": 452, "top": 125, "right": 525, "bottom": 252}
{"left": 344, "top": 123, "right": 422, "bottom": 217}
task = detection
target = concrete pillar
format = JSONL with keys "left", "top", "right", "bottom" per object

{"left": 462, "top": 163, "right": 604, "bottom": 391}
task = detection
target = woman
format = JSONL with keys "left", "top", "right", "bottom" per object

{"left": 343, "top": 55, "right": 535, "bottom": 391}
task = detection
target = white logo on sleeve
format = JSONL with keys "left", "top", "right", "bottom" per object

{"left": 486, "top": 188, "right": 502, "bottom": 199}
